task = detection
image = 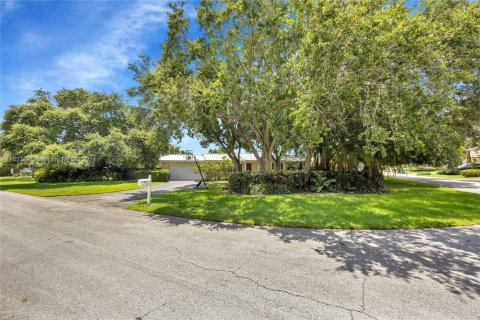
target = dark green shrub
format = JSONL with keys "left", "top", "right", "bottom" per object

{"left": 437, "top": 168, "right": 459, "bottom": 175}
{"left": 228, "top": 171, "right": 384, "bottom": 194}
{"left": 461, "top": 169, "right": 480, "bottom": 177}
{"left": 34, "top": 167, "right": 122, "bottom": 182}
{"left": 416, "top": 171, "right": 432, "bottom": 176}
{"left": 323, "top": 171, "right": 384, "bottom": 192}
{"left": 132, "top": 169, "right": 169, "bottom": 182}
{"left": 411, "top": 166, "right": 437, "bottom": 172}
{"left": 310, "top": 172, "right": 336, "bottom": 193}
{"left": 251, "top": 182, "right": 290, "bottom": 195}
{"left": 228, "top": 172, "right": 253, "bottom": 194}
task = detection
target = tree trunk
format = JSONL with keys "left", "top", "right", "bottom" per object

{"left": 262, "top": 148, "right": 272, "bottom": 173}
{"left": 227, "top": 151, "right": 243, "bottom": 172}
{"left": 365, "top": 153, "right": 383, "bottom": 183}
{"left": 304, "top": 147, "right": 313, "bottom": 172}
{"left": 313, "top": 154, "right": 320, "bottom": 170}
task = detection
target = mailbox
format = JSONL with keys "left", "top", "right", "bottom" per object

{"left": 138, "top": 178, "right": 151, "bottom": 187}
{"left": 138, "top": 175, "right": 152, "bottom": 205}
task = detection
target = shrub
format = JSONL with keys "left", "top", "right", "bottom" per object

{"left": 251, "top": 182, "right": 290, "bottom": 195}
{"left": 437, "top": 168, "right": 460, "bottom": 175}
{"left": 461, "top": 169, "right": 480, "bottom": 177}
{"left": 228, "top": 171, "right": 384, "bottom": 194}
{"left": 34, "top": 167, "right": 122, "bottom": 183}
{"left": 132, "top": 169, "right": 169, "bottom": 182}
{"left": 228, "top": 172, "right": 252, "bottom": 194}
{"left": 323, "top": 171, "right": 384, "bottom": 192}
{"left": 310, "top": 173, "right": 336, "bottom": 193}
{"left": 411, "top": 166, "right": 437, "bottom": 172}
{"left": 416, "top": 172, "right": 432, "bottom": 176}
{"left": 194, "top": 159, "right": 237, "bottom": 181}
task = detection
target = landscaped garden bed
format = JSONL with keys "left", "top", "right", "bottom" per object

{"left": 228, "top": 171, "right": 384, "bottom": 195}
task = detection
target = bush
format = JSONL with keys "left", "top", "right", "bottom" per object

{"left": 411, "top": 166, "right": 437, "bottom": 172}
{"left": 34, "top": 167, "right": 122, "bottom": 183}
{"left": 416, "top": 172, "right": 432, "bottom": 176}
{"left": 251, "top": 182, "right": 290, "bottom": 195}
{"left": 437, "top": 168, "right": 460, "bottom": 175}
{"left": 228, "top": 171, "right": 384, "bottom": 194}
{"left": 461, "top": 169, "right": 480, "bottom": 177}
{"left": 228, "top": 172, "right": 252, "bottom": 194}
{"left": 132, "top": 169, "right": 169, "bottom": 182}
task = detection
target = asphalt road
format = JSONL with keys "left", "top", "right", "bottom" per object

{"left": 393, "top": 174, "right": 480, "bottom": 194}
{"left": 53, "top": 180, "right": 197, "bottom": 208}
{"left": 1, "top": 190, "right": 479, "bottom": 320}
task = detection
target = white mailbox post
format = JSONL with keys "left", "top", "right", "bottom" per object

{"left": 137, "top": 175, "right": 152, "bottom": 205}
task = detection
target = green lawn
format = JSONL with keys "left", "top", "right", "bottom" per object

{"left": 128, "top": 179, "right": 480, "bottom": 230}
{"left": 0, "top": 176, "right": 161, "bottom": 197}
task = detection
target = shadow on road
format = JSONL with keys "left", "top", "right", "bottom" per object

{"left": 147, "top": 213, "right": 480, "bottom": 298}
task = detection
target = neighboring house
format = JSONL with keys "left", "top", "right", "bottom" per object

{"left": 465, "top": 148, "right": 480, "bottom": 163}
{"left": 159, "top": 153, "right": 304, "bottom": 181}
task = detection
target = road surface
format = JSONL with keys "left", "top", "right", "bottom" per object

{"left": 394, "top": 174, "right": 480, "bottom": 194}
{"left": 1, "top": 190, "right": 479, "bottom": 319}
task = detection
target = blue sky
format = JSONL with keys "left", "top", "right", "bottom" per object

{"left": 0, "top": 0, "right": 210, "bottom": 154}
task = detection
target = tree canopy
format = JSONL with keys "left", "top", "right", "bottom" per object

{"left": 131, "top": 0, "right": 479, "bottom": 178}
{"left": 0, "top": 88, "right": 172, "bottom": 175}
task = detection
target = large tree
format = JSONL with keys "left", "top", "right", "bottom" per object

{"left": 132, "top": 0, "right": 479, "bottom": 177}
{"left": 1, "top": 88, "right": 172, "bottom": 173}
{"left": 292, "top": 0, "right": 479, "bottom": 180}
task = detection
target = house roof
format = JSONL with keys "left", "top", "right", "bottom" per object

{"left": 159, "top": 154, "right": 193, "bottom": 161}
{"left": 159, "top": 153, "right": 304, "bottom": 162}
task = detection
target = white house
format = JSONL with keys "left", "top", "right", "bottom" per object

{"left": 465, "top": 147, "right": 480, "bottom": 163}
{"left": 159, "top": 153, "right": 304, "bottom": 181}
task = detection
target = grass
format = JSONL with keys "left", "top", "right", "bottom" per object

{"left": 0, "top": 176, "right": 161, "bottom": 197}
{"left": 128, "top": 178, "right": 480, "bottom": 230}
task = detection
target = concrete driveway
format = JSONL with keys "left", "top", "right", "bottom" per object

{"left": 1, "top": 190, "right": 479, "bottom": 320}
{"left": 394, "top": 174, "right": 480, "bottom": 194}
{"left": 54, "top": 180, "right": 197, "bottom": 208}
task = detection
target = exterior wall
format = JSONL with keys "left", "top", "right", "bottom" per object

{"left": 243, "top": 161, "right": 303, "bottom": 172}
{"left": 244, "top": 161, "right": 259, "bottom": 172}
{"left": 160, "top": 161, "right": 201, "bottom": 181}
{"left": 160, "top": 162, "right": 195, "bottom": 170}
{"left": 465, "top": 148, "right": 480, "bottom": 163}
{"left": 162, "top": 159, "right": 304, "bottom": 173}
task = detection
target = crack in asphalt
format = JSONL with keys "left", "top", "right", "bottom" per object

{"left": 152, "top": 240, "right": 379, "bottom": 320}
{"left": 136, "top": 302, "right": 167, "bottom": 320}
{"left": 361, "top": 275, "right": 367, "bottom": 312}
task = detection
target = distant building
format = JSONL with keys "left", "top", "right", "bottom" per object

{"left": 465, "top": 148, "right": 480, "bottom": 163}
{"left": 159, "top": 153, "right": 304, "bottom": 181}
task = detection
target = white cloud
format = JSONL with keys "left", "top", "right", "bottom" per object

{"left": 9, "top": 0, "right": 168, "bottom": 94}
{"left": 20, "top": 32, "right": 51, "bottom": 49}
{"left": 54, "top": 0, "right": 168, "bottom": 88}
{"left": 1, "top": 0, "right": 19, "bottom": 15}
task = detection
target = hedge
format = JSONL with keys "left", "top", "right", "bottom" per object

{"left": 461, "top": 169, "right": 480, "bottom": 177}
{"left": 437, "top": 168, "right": 460, "bottom": 175}
{"left": 34, "top": 168, "right": 170, "bottom": 183}
{"left": 34, "top": 167, "right": 123, "bottom": 183}
{"left": 228, "top": 171, "right": 384, "bottom": 195}
{"left": 132, "top": 169, "right": 169, "bottom": 182}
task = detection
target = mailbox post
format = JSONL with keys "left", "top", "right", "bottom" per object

{"left": 137, "top": 175, "right": 152, "bottom": 205}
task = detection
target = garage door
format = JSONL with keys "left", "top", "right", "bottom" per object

{"left": 169, "top": 165, "right": 201, "bottom": 181}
